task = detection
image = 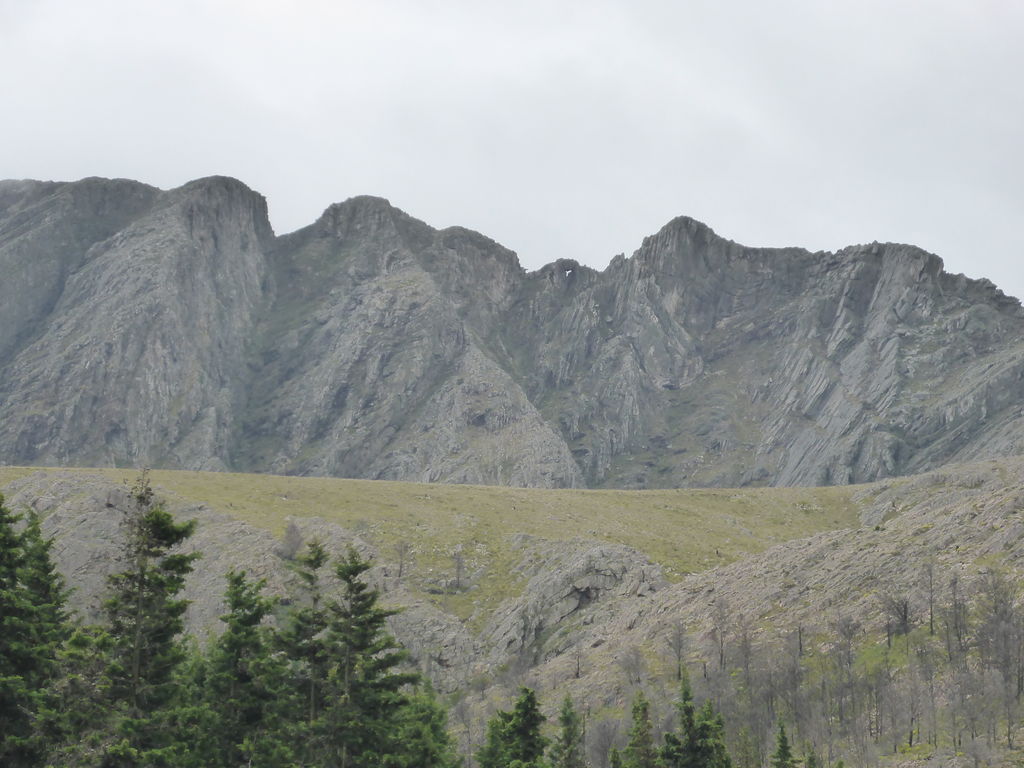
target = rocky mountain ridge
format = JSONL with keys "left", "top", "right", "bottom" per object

{"left": 2, "top": 175, "right": 1022, "bottom": 488}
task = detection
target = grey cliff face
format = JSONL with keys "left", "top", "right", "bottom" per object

{"left": 1, "top": 176, "right": 1022, "bottom": 488}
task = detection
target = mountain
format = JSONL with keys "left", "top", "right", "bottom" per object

{"left": 2, "top": 175, "right": 1023, "bottom": 488}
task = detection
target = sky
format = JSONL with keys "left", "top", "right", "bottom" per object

{"left": 2, "top": 0, "right": 1022, "bottom": 297}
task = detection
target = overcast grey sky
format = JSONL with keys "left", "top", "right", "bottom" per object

{"left": 2, "top": 1, "right": 1022, "bottom": 297}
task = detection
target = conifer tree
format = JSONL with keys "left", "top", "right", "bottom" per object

{"left": 394, "top": 684, "right": 460, "bottom": 768}
{"left": 102, "top": 474, "right": 199, "bottom": 764}
{"left": 662, "top": 674, "right": 697, "bottom": 768}
{"left": 202, "top": 570, "right": 292, "bottom": 767}
{"left": 0, "top": 495, "right": 32, "bottom": 764}
{"left": 771, "top": 724, "right": 795, "bottom": 768}
{"left": 34, "top": 625, "right": 119, "bottom": 766}
{"left": 0, "top": 499, "right": 72, "bottom": 766}
{"left": 277, "top": 537, "right": 329, "bottom": 737}
{"left": 478, "top": 687, "right": 550, "bottom": 768}
{"left": 692, "top": 700, "right": 731, "bottom": 768}
{"left": 17, "top": 511, "right": 70, "bottom": 686}
{"left": 315, "top": 547, "right": 418, "bottom": 767}
{"left": 661, "top": 673, "right": 731, "bottom": 768}
{"left": 623, "top": 691, "right": 658, "bottom": 768}
{"left": 550, "top": 695, "right": 588, "bottom": 768}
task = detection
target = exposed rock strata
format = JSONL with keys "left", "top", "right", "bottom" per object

{"left": 2, "top": 176, "right": 1022, "bottom": 488}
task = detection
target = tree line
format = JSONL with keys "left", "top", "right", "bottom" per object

{"left": 0, "top": 476, "right": 456, "bottom": 767}
{"left": 0, "top": 476, "right": 752, "bottom": 768}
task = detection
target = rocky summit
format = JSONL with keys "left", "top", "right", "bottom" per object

{"left": 1, "top": 175, "right": 1022, "bottom": 489}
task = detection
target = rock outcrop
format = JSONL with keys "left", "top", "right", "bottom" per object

{"left": 2, "top": 176, "right": 1023, "bottom": 488}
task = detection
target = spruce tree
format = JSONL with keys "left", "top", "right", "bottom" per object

{"left": 550, "top": 695, "right": 588, "bottom": 768}
{"left": 316, "top": 547, "right": 419, "bottom": 767}
{"left": 276, "top": 537, "right": 329, "bottom": 740}
{"left": 478, "top": 687, "right": 549, "bottom": 768}
{"left": 692, "top": 700, "right": 731, "bottom": 768}
{"left": 0, "top": 499, "right": 72, "bottom": 766}
{"left": 661, "top": 674, "right": 697, "bottom": 768}
{"left": 34, "top": 625, "right": 119, "bottom": 767}
{"left": 771, "top": 724, "right": 795, "bottom": 768}
{"left": 0, "top": 495, "right": 32, "bottom": 763}
{"left": 101, "top": 473, "right": 199, "bottom": 764}
{"left": 17, "top": 510, "right": 70, "bottom": 686}
{"left": 394, "top": 684, "right": 460, "bottom": 768}
{"left": 202, "top": 570, "right": 292, "bottom": 767}
{"left": 478, "top": 707, "right": 516, "bottom": 768}
{"left": 623, "top": 691, "right": 658, "bottom": 768}
{"left": 661, "top": 673, "right": 731, "bottom": 768}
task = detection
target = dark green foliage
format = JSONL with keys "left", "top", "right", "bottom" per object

{"left": 393, "top": 684, "right": 461, "bottom": 768}
{"left": 313, "top": 546, "right": 419, "bottom": 767}
{"left": 200, "top": 570, "right": 293, "bottom": 767}
{"left": 0, "top": 498, "right": 71, "bottom": 766}
{"left": 661, "top": 674, "right": 731, "bottom": 768}
{"left": 0, "top": 494, "right": 32, "bottom": 760}
{"left": 17, "top": 511, "right": 70, "bottom": 686}
{"left": 661, "top": 675, "right": 697, "bottom": 768}
{"left": 34, "top": 626, "right": 118, "bottom": 766}
{"left": 5, "top": 483, "right": 468, "bottom": 767}
{"left": 623, "top": 691, "right": 657, "bottom": 768}
{"left": 478, "top": 687, "right": 550, "bottom": 768}
{"left": 550, "top": 695, "right": 588, "bottom": 768}
{"left": 43, "top": 474, "right": 202, "bottom": 767}
{"left": 770, "top": 724, "right": 794, "bottom": 768}
{"left": 692, "top": 701, "right": 731, "bottom": 768}
{"left": 276, "top": 538, "right": 329, "bottom": 731}
{"left": 105, "top": 475, "right": 199, "bottom": 716}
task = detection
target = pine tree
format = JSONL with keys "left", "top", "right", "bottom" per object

{"left": 662, "top": 674, "right": 697, "bottom": 768}
{"left": 101, "top": 473, "right": 199, "bottom": 764}
{"left": 276, "top": 537, "right": 329, "bottom": 740}
{"left": 771, "top": 724, "right": 795, "bottom": 768}
{"left": 478, "top": 687, "right": 549, "bottom": 768}
{"left": 316, "top": 546, "right": 419, "bottom": 767}
{"left": 550, "top": 695, "right": 588, "bottom": 768}
{"left": 623, "top": 691, "right": 658, "bottom": 768}
{"left": 34, "top": 625, "right": 119, "bottom": 766}
{"left": 692, "top": 700, "right": 731, "bottom": 768}
{"left": 394, "top": 684, "right": 460, "bottom": 768}
{"left": 0, "top": 495, "right": 32, "bottom": 764}
{"left": 661, "top": 673, "right": 731, "bottom": 768}
{"left": 201, "top": 570, "right": 292, "bottom": 767}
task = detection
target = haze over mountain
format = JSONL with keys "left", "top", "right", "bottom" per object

{"left": 2, "top": 175, "right": 1022, "bottom": 489}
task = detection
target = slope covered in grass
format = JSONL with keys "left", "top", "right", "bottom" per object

{"left": 0, "top": 465, "right": 861, "bottom": 580}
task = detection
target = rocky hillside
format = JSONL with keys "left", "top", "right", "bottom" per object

{"left": 2, "top": 176, "right": 1023, "bottom": 488}
{"left": 4, "top": 462, "right": 1023, "bottom": 761}
{"left": 0, "top": 466, "right": 858, "bottom": 690}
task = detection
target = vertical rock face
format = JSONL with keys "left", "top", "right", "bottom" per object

{"left": 0, "top": 177, "right": 273, "bottom": 470}
{"left": 0, "top": 175, "right": 1023, "bottom": 488}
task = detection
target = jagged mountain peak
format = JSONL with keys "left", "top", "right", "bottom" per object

{"left": 2, "top": 175, "right": 1024, "bottom": 489}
